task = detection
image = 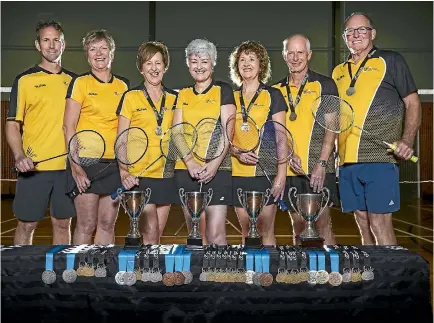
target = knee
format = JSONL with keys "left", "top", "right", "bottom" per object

{"left": 17, "top": 221, "right": 37, "bottom": 234}
{"left": 290, "top": 213, "right": 305, "bottom": 234}
{"left": 98, "top": 217, "right": 116, "bottom": 232}
{"left": 76, "top": 217, "right": 97, "bottom": 235}
{"left": 355, "top": 211, "right": 369, "bottom": 223}
{"left": 369, "top": 214, "right": 391, "bottom": 231}
{"left": 51, "top": 218, "right": 71, "bottom": 231}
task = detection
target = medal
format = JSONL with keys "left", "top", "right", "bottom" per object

{"left": 307, "top": 270, "right": 317, "bottom": 285}
{"left": 115, "top": 271, "right": 126, "bottom": 285}
{"left": 42, "top": 270, "right": 57, "bottom": 285}
{"left": 199, "top": 270, "right": 207, "bottom": 282}
{"left": 328, "top": 272, "right": 343, "bottom": 286}
{"left": 162, "top": 272, "right": 175, "bottom": 286}
{"left": 95, "top": 265, "right": 107, "bottom": 278}
{"left": 259, "top": 272, "right": 273, "bottom": 287}
{"left": 241, "top": 122, "right": 250, "bottom": 132}
{"left": 134, "top": 268, "right": 142, "bottom": 281}
{"left": 316, "top": 270, "right": 329, "bottom": 284}
{"left": 346, "top": 87, "right": 356, "bottom": 96}
{"left": 245, "top": 270, "right": 254, "bottom": 285}
{"left": 182, "top": 270, "right": 193, "bottom": 284}
{"left": 285, "top": 74, "right": 308, "bottom": 123}
{"left": 155, "top": 126, "right": 162, "bottom": 136}
{"left": 62, "top": 269, "right": 77, "bottom": 283}
{"left": 124, "top": 272, "right": 137, "bottom": 286}
{"left": 174, "top": 271, "right": 185, "bottom": 285}
{"left": 362, "top": 267, "right": 375, "bottom": 281}
{"left": 289, "top": 111, "right": 297, "bottom": 121}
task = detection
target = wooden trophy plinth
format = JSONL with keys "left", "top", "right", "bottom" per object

{"left": 295, "top": 236, "right": 325, "bottom": 248}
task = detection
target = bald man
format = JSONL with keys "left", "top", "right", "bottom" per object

{"left": 273, "top": 34, "right": 339, "bottom": 245}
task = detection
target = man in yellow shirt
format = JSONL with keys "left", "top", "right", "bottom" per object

{"left": 5, "top": 20, "right": 76, "bottom": 245}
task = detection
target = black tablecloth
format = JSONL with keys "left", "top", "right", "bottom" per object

{"left": 1, "top": 245, "right": 432, "bottom": 323}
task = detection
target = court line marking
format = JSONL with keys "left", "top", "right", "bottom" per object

{"left": 407, "top": 204, "right": 434, "bottom": 212}
{"left": 173, "top": 222, "right": 185, "bottom": 236}
{"left": 226, "top": 219, "right": 242, "bottom": 234}
{"left": 393, "top": 228, "right": 433, "bottom": 243}
{"left": 0, "top": 216, "right": 50, "bottom": 235}
{"left": 1, "top": 218, "right": 17, "bottom": 224}
{"left": 392, "top": 218, "right": 433, "bottom": 231}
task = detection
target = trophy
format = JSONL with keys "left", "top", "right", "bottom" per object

{"left": 237, "top": 188, "right": 271, "bottom": 249}
{"left": 120, "top": 189, "right": 151, "bottom": 248}
{"left": 179, "top": 188, "right": 213, "bottom": 249}
{"left": 288, "top": 187, "right": 330, "bottom": 248}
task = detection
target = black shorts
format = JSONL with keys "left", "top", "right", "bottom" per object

{"left": 174, "top": 170, "right": 233, "bottom": 206}
{"left": 128, "top": 177, "right": 178, "bottom": 205}
{"left": 66, "top": 159, "right": 121, "bottom": 196}
{"left": 283, "top": 173, "right": 340, "bottom": 213}
{"left": 232, "top": 176, "right": 275, "bottom": 208}
{"left": 13, "top": 171, "right": 76, "bottom": 222}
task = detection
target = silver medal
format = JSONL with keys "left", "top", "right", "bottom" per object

{"left": 115, "top": 271, "right": 126, "bottom": 285}
{"left": 241, "top": 122, "right": 250, "bottom": 132}
{"left": 62, "top": 269, "right": 77, "bottom": 283}
{"left": 142, "top": 271, "right": 151, "bottom": 282}
{"left": 289, "top": 111, "right": 297, "bottom": 121}
{"left": 346, "top": 87, "right": 356, "bottom": 96}
{"left": 362, "top": 268, "right": 375, "bottom": 281}
{"left": 95, "top": 266, "right": 107, "bottom": 278}
{"left": 155, "top": 126, "right": 162, "bottom": 136}
{"left": 307, "top": 270, "right": 318, "bottom": 285}
{"left": 42, "top": 270, "right": 57, "bottom": 285}
{"left": 199, "top": 271, "right": 207, "bottom": 282}
{"left": 182, "top": 270, "right": 193, "bottom": 284}
{"left": 342, "top": 271, "right": 352, "bottom": 283}
{"left": 245, "top": 270, "right": 254, "bottom": 285}
{"left": 124, "top": 272, "right": 137, "bottom": 286}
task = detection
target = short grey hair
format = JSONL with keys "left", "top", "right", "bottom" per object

{"left": 282, "top": 34, "right": 311, "bottom": 56}
{"left": 344, "top": 12, "right": 374, "bottom": 29}
{"left": 185, "top": 39, "right": 217, "bottom": 67}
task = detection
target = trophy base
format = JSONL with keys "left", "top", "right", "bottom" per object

{"left": 124, "top": 237, "right": 142, "bottom": 248}
{"left": 244, "top": 237, "right": 264, "bottom": 249}
{"left": 296, "top": 236, "right": 325, "bottom": 248}
{"left": 186, "top": 237, "right": 203, "bottom": 250}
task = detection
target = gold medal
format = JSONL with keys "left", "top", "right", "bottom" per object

{"left": 316, "top": 270, "right": 330, "bottom": 284}
{"left": 328, "top": 272, "right": 343, "bottom": 286}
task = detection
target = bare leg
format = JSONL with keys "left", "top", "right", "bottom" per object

{"left": 234, "top": 206, "right": 250, "bottom": 245}
{"left": 368, "top": 212, "right": 397, "bottom": 245}
{"left": 51, "top": 217, "right": 72, "bottom": 245}
{"left": 14, "top": 220, "right": 38, "bottom": 245}
{"left": 157, "top": 204, "right": 171, "bottom": 239}
{"left": 205, "top": 205, "right": 227, "bottom": 245}
{"left": 73, "top": 194, "right": 99, "bottom": 244}
{"left": 354, "top": 210, "right": 375, "bottom": 245}
{"left": 257, "top": 204, "right": 277, "bottom": 246}
{"left": 315, "top": 208, "right": 336, "bottom": 245}
{"left": 139, "top": 204, "right": 160, "bottom": 245}
{"left": 95, "top": 195, "right": 119, "bottom": 245}
{"left": 287, "top": 211, "right": 305, "bottom": 245}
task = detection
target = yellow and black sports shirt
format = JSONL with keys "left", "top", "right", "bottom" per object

{"left": 332, "top": 47, "right": 417, "bottom": 165}
{"left": 66, "top": 72, "right": 129, "bottom": 159}
{"left": 231, "top": 84, "right": 287, "bottom": 177}
{"left": 175, "top": 80, "right": 235, "bottom": 171}
{"left": 273, "top": 70, "right": 338, "bottom": 176}
{"left": 116, "top": 83, "right": 178, "bottom": 178}
{"left": 7, "top": 65, "right": 77, "bottom": 171}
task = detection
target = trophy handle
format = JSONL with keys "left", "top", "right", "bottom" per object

{"left": 144, "top": 188, "right": 152, "bottom": 206}
{"left": 205, "top": 188, "right": 213, "bottom": 208}
{"left": 237, "top": 188, "right": 246, "bottom": 209}
{"left": 287, "top": 187, "right": 299, "bottom": 215}
{"left": 179, "top": 188, "right": 186, "bottom": 209}
{"left": 262, "top": 188, "right": 271, "bottom": 210}
{"left": 318, "top": 187, "right": 331, "bottom": 218}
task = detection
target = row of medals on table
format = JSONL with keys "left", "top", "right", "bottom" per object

{"left": 42, "top": 245, "right": 375, "bottom": 287}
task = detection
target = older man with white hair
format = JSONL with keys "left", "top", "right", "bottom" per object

{"left": 273, "top": 34, "right": 339, "bottom": 245}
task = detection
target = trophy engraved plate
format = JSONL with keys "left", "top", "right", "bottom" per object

{"left": 288, "top": 187, "right": 330, "bottom": 248}
{"left": 179, "top": 188, "right": 213, "bottom": 250}
{"left": 120, "top": 189, "right": 151, "bottom": 248}
{"left": 237, "top": 188, "right": 271, "bottom": 249}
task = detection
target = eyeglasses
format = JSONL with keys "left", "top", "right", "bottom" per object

{"left": 343, "top": 26, "right": 373, "bottom": 36}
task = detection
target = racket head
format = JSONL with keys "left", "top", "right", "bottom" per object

{"left": 161, "top": 122, "right": 198, "bottom": 161}
{"left": 259, "top": 120, "right": 295, "bottom": 163}
{"left": 68, "top": 130, "right": 106, "bottom": 166}
{"left": 193, "top": 117, "right": 225, "bottom": 162}
{"left": 114, "top": 127, "right": 149, "bottom": 165}
{"left": 226, "top": 112, "right": 260, "bottom": 153}
{"left": 311, "top": 95, "right": 354, "bottom": 133}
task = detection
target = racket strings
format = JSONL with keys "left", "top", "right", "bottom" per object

{"left": 312, "top": 95, "right": 354, "bottom": 133}
{"left": 226, "top": 113, "right": 260, "bottom": 153}
{"left": 163, "top": 123, "right": 198, "bottom": 162}
{"left": 194, "top": 119, "right": 225, "bottom": 162}
{"left": 115, "top": 127, "right": 149, "bottom": 165}
{"left": 69, "top": 131, "right": 105, "bottom": 167}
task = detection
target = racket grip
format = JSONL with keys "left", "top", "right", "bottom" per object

{"left": 277, "top": 199, "right": 288, "bottom": 212}
{"left": 389, "top": 144, "right": 419, "bottom": 163}
{"left": 67, "top": 187, "right": 80, "bottom": 199}
{"left": 110, "top": 185, "right": 126, "bottom": 200}
{"left": 11, "top": 167, "right": 18, "bottom": 172}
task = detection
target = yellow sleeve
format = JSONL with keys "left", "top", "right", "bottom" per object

{"left": 116, "top": 92, "right": 133, "bottom": 120}
{"left": 66, "top": 77, "right": 86, "bottom": 105}
{"left": 8, "top": 76, "right": 27, "bottom": 122}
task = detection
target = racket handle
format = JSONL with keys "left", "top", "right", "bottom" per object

{"left": 11, "top": 167, "right": 18, "bottom": 172}
{"left": 67, "top": 187, "right": 80, "bottom": 199}
{"left": 388, "top": 144, "right": 419, "bottom": 163}
{"left": 277, "top": 199, "right": 288, "bottom": 212}
{"left": 110, "top": 185, "right": 126, "bottom": 200}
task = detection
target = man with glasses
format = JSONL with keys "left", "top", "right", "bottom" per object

{"left": 332, "top": 12, "right": 421, "bottom": 245}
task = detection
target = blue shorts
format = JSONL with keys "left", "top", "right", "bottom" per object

{"left": 338, "top": 163, "right": 400, "bottom": 214}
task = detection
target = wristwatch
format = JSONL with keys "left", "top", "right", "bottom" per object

{"left": 318, "top": 159, "right": 327, "bottom": 167}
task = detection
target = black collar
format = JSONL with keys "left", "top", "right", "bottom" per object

{"left": 192, "top": 79, "right": 215, "bottom": 95}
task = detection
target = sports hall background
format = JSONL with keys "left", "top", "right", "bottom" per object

{"left": 1, "top": 1, "right": 432, "bottom": 252}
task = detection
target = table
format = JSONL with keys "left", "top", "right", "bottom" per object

{"left": 1, "top": 245, "right": 432, "bottom": 323}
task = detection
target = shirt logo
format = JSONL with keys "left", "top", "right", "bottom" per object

{"left": 26, "top": 146, "right": 37, "bottom": 158}
{"left": 303, "top": 89, "right": 317, "bottom": 95}
{"left": 63, "top": 81, "right": 69, "bottom": 86}
{"left": 136, "top": 107, "right": 147, "bottom": 111}
{"left": 183, "top": 102, "right": 189, "bottom": 106}
{"left": 253, "top": 103, "right": 265, "bottom": 107}
{"left": 34, "top": 84, "right": 46, "bottom": 88}
{"left": 206, "top": 99, "right": 217, "bottom": 104}
{"left": 88, "top": 92, "right": 98, "bottom": 96}
{"left": 335, "top": 75, "right": 345, "bottom": 81}
{"left": 114, "top": 92, "right": 122, "bottom": 95}
{"left": 362, "top": 66, "right": 379, "bottom": 72}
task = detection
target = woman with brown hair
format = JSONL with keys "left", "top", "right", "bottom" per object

{"left": 116, "top": 41, "right": 178, "bottom": 244}
{"left": 229, "top": 40, "right": 287, "bottom": 246}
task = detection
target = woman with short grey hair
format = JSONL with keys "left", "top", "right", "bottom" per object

{"left": 173, "top": 38, "right": 236, "bottom": 246}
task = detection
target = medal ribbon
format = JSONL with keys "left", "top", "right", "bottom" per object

{"left": 126, "top": 249, "right": 138, "bottom": 273}
{"left": 245, "top": 250, "right": 254, "bottom": 271}
{"left": 239, "top": 84, "right": 263, "bottom": 123}
{"left": 143, "top": 85, "right": 166, "bottom": 128}
{"left": 261, "top": 249, "right": 270, "bottom": 273}
{"left": 307, "top": 251, "right": 317, "bottom": 271}
{"left": 66, "top": 244, "right": 88, "bottom": 270}
{"left": 118, "top": 249, "right": 129, "bottom": 272}
{"left": 254, "top": 250, "right": 263, "bottom": 273}
{"left": 182, "top": 248, "right": 192, "bottom": 272}
{"left": 164, "top": 244, "right": 177, "bottom": 273}
{"left": 326, "top": 248, "right": 340, "bottom": 273}
{"left": 45, "top": 245, "right": 66, "bottom": 271}
{"left": 174, "top": 245, "right": 184, "bottom": 272}
{"left": 316, "top": 251, "right": 326, "bottom": 271}
{"left": 285, "top": 73, "right": 308, "bottom": 118}
{"left": 347, "top": 47, "right": 377, "bottom": 91}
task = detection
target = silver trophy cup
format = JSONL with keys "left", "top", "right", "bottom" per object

{"left": 120, "top": 189, "right": 151, "bottom": 248}
{"left": 179, "top": 188, "right": 213, "bottom": 248}
{"left": 237, "top": 188, "right": 271, "bottom": 248}
{"left": 288, "top": 187, "right": 330, "bottom": 246}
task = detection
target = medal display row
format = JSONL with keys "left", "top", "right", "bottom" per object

{"left": 40, "top": 244, "right": 375, "bottom": 287}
